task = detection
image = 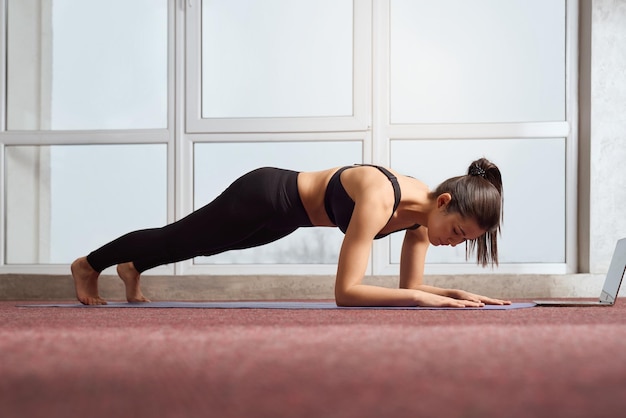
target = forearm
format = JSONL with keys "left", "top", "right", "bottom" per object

{"left": 414, "top": 284, "right": 453, "bottom": 297}
{"left": 335, "top": 284, "right": 422, "bottom": 307}
{"left": 335, "top": 283, "right": 485, "bottom": 308}
{"left": 413, "top": 284, "right": 511, "bottom": 306}
{"left": 398, "top": 277, "right": 453, "bottom": 297}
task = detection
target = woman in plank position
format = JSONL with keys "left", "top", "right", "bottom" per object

{"left": 71, "top": 157, "right": 509, "bottom": 307}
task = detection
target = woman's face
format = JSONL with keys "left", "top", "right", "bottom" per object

{"left": 427, "top": 194, "right": 485, "bottom": 247}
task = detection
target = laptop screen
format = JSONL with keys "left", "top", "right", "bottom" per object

{"left": 600, "top": 238, "right": 626, "bottom": 303}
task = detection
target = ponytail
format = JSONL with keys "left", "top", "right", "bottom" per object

{"left": 430, "top": 158, "right": 503, "bottom": 267}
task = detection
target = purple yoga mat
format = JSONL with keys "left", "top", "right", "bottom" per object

{"left": 19, "top": 301, "right": 536, "bottom": 310}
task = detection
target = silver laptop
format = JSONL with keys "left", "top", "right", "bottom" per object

{"left": 534, "top": 238, "right": 626, "bottom": 307}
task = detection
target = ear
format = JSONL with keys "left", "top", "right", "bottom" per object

{"left": 436, "top": 193, "right": 452, "bottom": 209}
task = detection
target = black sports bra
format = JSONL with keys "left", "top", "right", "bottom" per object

{"left": 323, "top": 164, "right": 420, "bottom": 239}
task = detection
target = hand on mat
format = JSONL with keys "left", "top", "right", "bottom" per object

{"left": 447, "top": 289, "right": 511, "bottom": 306}
{"left": 416, "top": 291, "right": 486, "bottom": 308}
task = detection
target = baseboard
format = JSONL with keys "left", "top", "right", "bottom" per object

{"left": 0, "top": 273, "right": 612, "bottom": 301}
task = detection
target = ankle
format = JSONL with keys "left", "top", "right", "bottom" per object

{"left": 117, "top": 262, "right": 140, "bottom": 279}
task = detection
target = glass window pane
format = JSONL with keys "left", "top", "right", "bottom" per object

{"left": 193, "top": 141, "right": 362, "bottom": 264}
{"left": 390, "top": 0, "right": 566, "bottom": 124}
{"left": 5, "top": 145, "right": 167, "bottom": 264}
{"left": 7, "top": 0, "right": 168, "bottom": 130}
{"left": 201, "top": 0, "right": 353, "bottom": 118}
{"left": 389, "top": 138, "right": 565, "bottom": 264}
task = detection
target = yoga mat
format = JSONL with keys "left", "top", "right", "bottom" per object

{"left": 19, "top": 301, "right": 537, "bottom": 310}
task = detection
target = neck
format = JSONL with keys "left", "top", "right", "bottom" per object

{"left": 401, "top": 190, "right": 436, "bottom": 227}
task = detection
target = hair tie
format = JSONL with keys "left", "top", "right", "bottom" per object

{"left": 469, "top": 165, "right": 486, "bottom": 178}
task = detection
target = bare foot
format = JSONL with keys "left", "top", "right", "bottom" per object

{"left": 117, "top": 262, "right": 151, "bottom": 303}
{"left": 71, "top": 257, "right": 107, "bottom": 305}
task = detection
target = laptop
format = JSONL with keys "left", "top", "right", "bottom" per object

{"left": 534, "top": 238, "right": 626, "bottom": 307}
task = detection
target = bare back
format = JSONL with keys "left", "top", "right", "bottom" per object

{"left": 297, "top": 166, "right": 431, "bottom": 233}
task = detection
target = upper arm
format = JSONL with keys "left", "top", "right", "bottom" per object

{"left": 334, "top": 191, "right": 392, "bottom": 295}
{"left": 399, "top": 226, "right": 430, "bottom": 289}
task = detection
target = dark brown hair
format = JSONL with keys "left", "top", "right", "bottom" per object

{"left": 429, "top": 158, "right": 503, "bottom": 267}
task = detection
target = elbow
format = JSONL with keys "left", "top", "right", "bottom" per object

{"left": 335, "top": 298, "right": 351, "bottom": 307}
{"left": 335, "top": 289, "right": 349, "bottom": 307}
{"left": 334, "top": 287, "right": 358, "bottom": 307}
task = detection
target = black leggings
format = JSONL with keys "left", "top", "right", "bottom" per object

{"left": 86, "top": 167, "right": 313, "bottom": 273}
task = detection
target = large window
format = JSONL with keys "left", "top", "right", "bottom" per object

{"left": 193, "top": 141, "right": 361, "bottom": 265}
{"left": 389, "top": 0, "right": 565, "bottom": 124}
{"left": 377, "top": 0, "right": 573, "bottom": 274}
{"left": 186, "top": 0, "right": 371, "bottom": 133}
{"left": 5, "top": 145, "right": 167, "bottom": 264}
{"left": 6, "top": 0, "right": 168, "bottom": 130}
{"left": 389, "top": 139, "right": 566, "bottom": 265}
{"left": 1, "top": 0, "right": 172, "bottom": 274}
{"left": 200, "top": 0, "right": 353, "bottom": 119}
{"left": 0, "top": 0, "right": 577, "bottom": 275}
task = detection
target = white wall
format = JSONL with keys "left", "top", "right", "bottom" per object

{"left": 583, "top": 0, "right": 626, "bottom": 273}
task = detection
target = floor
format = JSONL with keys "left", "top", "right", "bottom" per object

{"left": 2, "top": 300, "right": 626, "bottom": 418}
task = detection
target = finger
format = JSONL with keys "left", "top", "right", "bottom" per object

{"left": 465, "top": 294, "right": 486, "bottom": 304}
{"left": 440, "top": 296, "right": 471, "bottom": 308}
{"left": 441, "top": 296, "right": 484, "bottom": 308}
{"left": 466, "top": 293, "right": 510, "bottom": 305}
{"left": 450, "top": 302, "right": 473, "bottom": 308}
{"left": 459, "top": 299, "right": 485, "bottom": 308}
{"left": 482, "top": 298, "right": 511, "bottom": 305}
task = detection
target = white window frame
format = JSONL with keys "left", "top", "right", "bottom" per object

{"left": 177, "top": 0, "right": 373, "bottom": 275}
{"left": 175, "top": 131, "right": 371, "bottom": 276}
{"left": 0, "top": 0, "right": 579, "bottom": 276}
{"left": 0, "top": 0, "right": 177, "bottom": 275}
{"left": 184, "top": 0, "right": 372, "bottom": 133}
{"left": 371, "top": 0, "right": 579, "bottom": 275}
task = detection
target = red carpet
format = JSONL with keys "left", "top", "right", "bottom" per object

{"left": 2, "top": 300, "right": 626, "bottom": 418}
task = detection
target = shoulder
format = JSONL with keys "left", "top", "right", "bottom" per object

{"left": 342, "top": 167, "right": 395, "bottom": 206}
{"left": 401, "top": 225, "right": 431, "bottom": 254}
{"left": 341, "top": 165, "right": 394, "bottom": 190}
{"left": 406, "top": 223, "right": 429, "bottom": 242}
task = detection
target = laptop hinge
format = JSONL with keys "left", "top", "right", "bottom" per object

{"left": 600, "top": 290, "right": 615, "bottom": 304}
